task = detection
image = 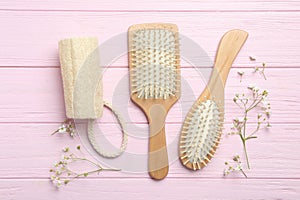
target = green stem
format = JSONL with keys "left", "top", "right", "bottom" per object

{"left": 101, "top": 168, "right": 121, "bottom": 171}
{"left": 73, "top": 168, "right": 120, "bottom": 179}
{"left": 74, "top": 169, "right": 102, "bottom": 178}
{"left": 242, "top": 139, "right": 250, "bottom": 169}
{"left": 51, "top": 130, "right": 59, "bottom": 135}
{"left": 247, "top": 96, "right": 264, "bottom": 112}
{"left": 243, "top": 112, "right": 248, "bottom": 139}
{"left": 240, "top": 169, "right": 248, "bottom": 178}
{"left": 72, "top": 157, "right": 102, "bottom": 168}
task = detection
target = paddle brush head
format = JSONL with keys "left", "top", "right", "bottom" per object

{"left": 128, "top": 23, "right": 180, "bottom": 101}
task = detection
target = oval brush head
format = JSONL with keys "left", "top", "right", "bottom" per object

{"left": 179, "top": 29, "right": 248, "bottom": 170}
{"left": 180, "top": 100, "right": 222, "bottom": 170}
{"left": 128, "top": 23, "right": 180, "bottom": 180}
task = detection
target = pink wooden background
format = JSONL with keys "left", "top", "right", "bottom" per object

{"left": 1, "top": 0, "right": 300, "bottom": 199}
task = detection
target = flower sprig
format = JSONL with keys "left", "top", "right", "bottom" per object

{"left": 229, "top": 85, "right": 271, "bottom": 169}
{"left": 224, "top": 155, "right": 247, "bottom": 178}
{"left": 52, "top": 119, "right": 75, "bottom": 137}
{"left": 225, "top": 56, "right": 271, "bottom": 177}
{"left": 49, "top": 146, "right": 120, "bottom": 188}
{"left": 254, "top": 62, "right": 267, "bottom": 80}
{"left": 237, "top": 56, "right": 267, "bottom": 82}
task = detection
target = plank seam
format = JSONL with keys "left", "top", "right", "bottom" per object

{"left": 1, "top": 9, "right": 300, "bottom": 13}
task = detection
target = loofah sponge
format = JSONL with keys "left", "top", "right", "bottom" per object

{"left": 59, "top": 37, "right": 103, "bottom": 119}
{"left": 58, "top": 36, "right": 127, "bottom": 158}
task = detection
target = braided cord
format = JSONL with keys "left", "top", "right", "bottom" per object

{"left": 88, "top": 101, "right": 128, "bottom": 158}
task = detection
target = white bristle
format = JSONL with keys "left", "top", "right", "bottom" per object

{"left": 130, "top": 29, "right": 178, "bottom": 99}
{"left": 180, "top": 100, "right": 222, "bottom": 166}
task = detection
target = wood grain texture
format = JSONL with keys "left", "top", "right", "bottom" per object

{"left": 0, "top": 179, "right": 300, "bottom": 200}
{"left": 0, "top": 0, "right": 299, "bottom": 199}
{"left": 0, "top": 123, "right": 299, "bottom": 179}
{"left": 1, "top": 0, "right": 300, "bottom": 11}
{"left": 0, "top": 11, "right": 299, "bottom": 67}
{"left": 0, "top": 68, "right": 298, "bottom": 123}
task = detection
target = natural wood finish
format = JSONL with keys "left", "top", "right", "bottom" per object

{"left": 128, "top": 23, "right": 180, "bottom": 180}
{"left": 180, "top": 29, "right": 248, "bottom": 170}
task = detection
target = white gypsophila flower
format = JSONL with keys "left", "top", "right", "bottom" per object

{"left": 238, "top": 117, "right": 244, "bottom": 123}
{"left": 265, "top": 109, "right": 271, "bottom": 117}
{"left": 55, "top": 170, "right": 62, "bottom": 175}
{"left": 55, "top": 179, "right": 62, "bottom": 187}
{"left": 247, "top": 84, "right": 255, "bottom": 90}
{"left": 262, "top": 89, "right": 269, "bottom": 96}
{"left": 50, "top": 175, "right": 56, "bottom": 181}
{"left": 261, "top": 100, "right": 269, "bottom": 109}
{"left": 237, "top": 71, "right": 244, "bottom": 76}
{"left": 254, "top": 67, "right": 260, "bottom": 72}
{"left": 58, "top": 125, "right": 67, "bottom": 133}
{"left": 224, "top": 169, "right": 230, "bottom": 176}
{"left": 253, "top": 86, "right": 260, "bottom": 92}
{"left": 235, "top": 165, "right": 243, "bottom": 171}
{"left": 62, "top": 147, "right": 69, "bottom": 152}
{"left": 257, "top": 113, "right": 262, "bottom": 119}
{"left": 53, "top": 161, "right": 59, "bottom": 167}
{"left": 69, "top": 129, "right": 75, "bottom": 137}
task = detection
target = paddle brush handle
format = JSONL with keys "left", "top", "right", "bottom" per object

{"left": 148, "top": 104, "right": 169, "bottom": 180}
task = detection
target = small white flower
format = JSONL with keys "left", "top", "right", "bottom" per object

{"left": 261, "top": 90, "right": 269, "bottom": 97}
{"left": 253, "top": 86, "right": 259, "bottom": 92}
{"left": 55, "top": 179, "right": 62, "bottom": 187}
{"left": 265, "top": 109, "right": 271, "bottom": 117}
{"left": 224, "top": 169, "right": 230, "bottom": 176}
{"left": 247, "top": 84, "right": 255, "bottom": 90}
{"left": 58, "top": 126, "right": 67, "bottom": 133}
{"left": 55, "top": 170, "right": 62, "bottom": 175}
{"left": 238, "top": 117, "right": 244, "bottom": 123}
{"left": 261, "top": 100, "right": 270, "bottom": 109}
{"left": 69, "top": 129, "right": 75, "bottom": 137}
{"left": 254, "top": 67, "right": 260, "bottom": 72}
{"left": 233, "top": 117, "right": 239, "bottom": 122}
{"left": 235, "top": 165, "right": 243, "bottom": 171}
{"left": 53, "top": 161, "right": 59, "bottom": 167}
{"left": 62, "top": 147, "right": 69, "bottom": 152}
{"left": 237, "top": 71, "right": 244, "bottom": 76}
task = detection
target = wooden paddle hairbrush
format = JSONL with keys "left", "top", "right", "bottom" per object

{"left": 128, "top": 23, "right": 180, "bottom": 179}
{"left": 179, "top": 29, "right": 248, "bottom": 170}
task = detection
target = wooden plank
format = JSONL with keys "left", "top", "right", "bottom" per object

{"left": 0, "top": 11, "right": 299, "bottom": 67}
{"left": 0, "top": 178, "right": 299, "bottom": 200}
{"left": 0, "top": 123, "right": 299, "bottom": 178}
{"left": 0, "top": 68, "right": 298, "bottom": 123}
{"left": 1, "top": 0, "right": 300, "bottom": 11}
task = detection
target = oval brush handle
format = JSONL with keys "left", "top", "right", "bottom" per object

{"left": 214, "top": 29, "right": 249, "bottom": 84}
{"left": 148, "top": 104, "right": 169, "bottom": 180}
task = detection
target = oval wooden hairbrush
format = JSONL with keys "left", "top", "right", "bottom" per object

{"left": 128, "top": 23, "right": 180, "bottom": 179}
{"left": 179, "top": 29, "right": 248, "bottom": 170}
